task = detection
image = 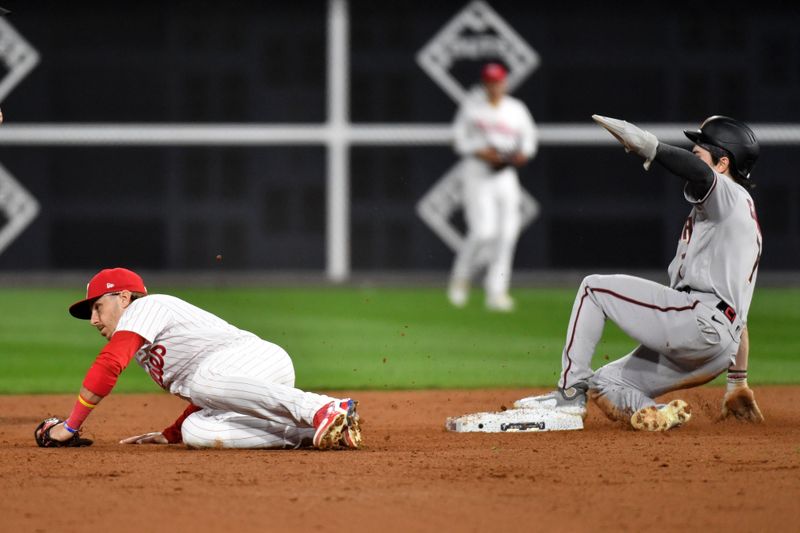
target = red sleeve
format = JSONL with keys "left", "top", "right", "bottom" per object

{"left": 162, "top": 404, "right": 203, "bottom": 444}
{"left": 81, "top": 331, "right": 146, "bottom": 397}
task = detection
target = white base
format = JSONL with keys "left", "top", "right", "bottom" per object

{"left": 446, "top": 407, "right": 584, "bottom": 433}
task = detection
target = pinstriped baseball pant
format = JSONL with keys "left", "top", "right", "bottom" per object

{"left": 182, "top": 335, "right": 335, "bottom": 449}
{"left": 559, "top": 274, "right": 738, "bottom": 417}
{"left": 451, "top": 167, "right": 521, "bottom": 297}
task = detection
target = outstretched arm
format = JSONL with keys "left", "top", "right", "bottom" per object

{"left": 654, "top": 143, "right": 714, "bottom": 198}
{"left": 42, "top": 331, "right": 145, "bottom": 443}
{"left": 592, "top": 114, "right": 714, "bottom": 195}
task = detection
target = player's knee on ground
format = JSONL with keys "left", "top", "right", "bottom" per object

{"left": 589, "top": 375, "right": 656, "bottom": 422}
{"left": 588, "top": 389, "right": 631, "bottom": 422}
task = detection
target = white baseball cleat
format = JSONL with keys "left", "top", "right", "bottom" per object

{"left": 513, "top": 385, "right": 588, "bottom": 418}
{"left": 486, "top": 293, "right": 515, "bottom": 312}
{"left": 630, "top": 399, "right": 691, "bottom": 431}
{"left": 448, "top": 279, "right": 469, "bottom": 308}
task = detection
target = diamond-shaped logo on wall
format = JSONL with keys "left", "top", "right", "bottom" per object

{"left": 0, "top": 18, "right": 40, "bottom": 256}
{"left": 416, "top": 160, "right": 540, "bottom": 255}
{"left": 0, "top": 162, "right": 40, "bottom": 255}
{"left": 415, "top": 1, "right": 541, "bottom": 255}
{"left": 416, "top": 0, "right": 539, "bottom": 104}
{"left": 0, "top": 17, "right": 40, "bottom": 102}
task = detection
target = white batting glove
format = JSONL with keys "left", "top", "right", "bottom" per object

{"left": 592, "top": 114, "right": 658, "bottom": 170}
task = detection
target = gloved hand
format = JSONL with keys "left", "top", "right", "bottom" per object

{"left": 592, "top": 114, "right": 659, "bottom": 170}
{"left": 34, "top": 417, "right": 93, "bottom": 448}
{"left": 721, "top": 371, "right": 764, "bottom": 423}
{"left": 476, "top": 147, "right": 509, "bottom": 171}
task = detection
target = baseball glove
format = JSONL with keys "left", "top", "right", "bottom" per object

{"left": 34, "top": 417, "right": 93, "bottom": 448}
{"left": 721, "top": 387, "right": 764, "bottom": 423}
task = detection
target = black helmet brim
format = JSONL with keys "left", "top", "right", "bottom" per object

{"left": 684, "top": 130, "right": 703, "bottom": 145}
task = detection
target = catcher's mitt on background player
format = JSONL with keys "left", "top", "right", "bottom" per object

{"left": 34, "top": 417, "right": 93, "bottom": 447}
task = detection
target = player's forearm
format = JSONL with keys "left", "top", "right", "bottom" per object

{"left": 79, "top": 386, "right": 103, "bottom": 405}
{"left": 64, "top": 387, "right": 104, "bottom": 433}
{"left": 64, "top": 331, "right": 144, "bottom": 433}
{"left": 654, "top": 143, "right": 714, "bottom": 186}
{"left": 731, "top": 326, "right": 749, "bottom": 371}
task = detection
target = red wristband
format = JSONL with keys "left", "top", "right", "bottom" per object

{"left": 65, "top": 394, "right": 97, "bottom": 431}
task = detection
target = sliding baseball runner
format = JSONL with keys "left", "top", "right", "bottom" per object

{"left": 35, "top": 268, "right": 362, "bottom": 449}
{"left": 512, "top": 114, "right": 764, "bottom": 431}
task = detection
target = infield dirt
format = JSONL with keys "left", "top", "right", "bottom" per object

{"left": 2, "top": 387, "right": 798, "bottom": 532}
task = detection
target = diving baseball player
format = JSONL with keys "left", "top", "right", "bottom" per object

{"left": 448, "top": 63, "right": 538, "bottom": 312}
{"left": 514, "top": 115, "right": 764, "bottom": 431}
{"left": 34, "top": 268, "right": 362, "bottom": 449}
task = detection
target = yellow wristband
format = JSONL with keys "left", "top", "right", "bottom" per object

{"left": 77, "top": 395, "right": 97, "bottom": 409}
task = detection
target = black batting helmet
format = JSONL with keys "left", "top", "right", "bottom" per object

{"left": 684, "top": 116, "right": 759, "bottom": 180}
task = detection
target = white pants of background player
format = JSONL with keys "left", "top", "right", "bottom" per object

{"left": 451, "top": 162, "right": 521, "bottom": 299}
{"left": 559, "top": 274, "right": 740, "bottom": 419}
{"left": 181, "top": 336, "right": 336, "bottom": 449}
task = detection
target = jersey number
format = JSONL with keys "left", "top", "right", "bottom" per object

{"left": 144, "top": 345, "right": 166, "bottom": 388}
{"left": 681, "top": 215, "right": 694, "bottom": 243}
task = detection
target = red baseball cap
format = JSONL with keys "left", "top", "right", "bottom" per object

{"left": 481, "top": 63, "right": 508, "bottom": 83}
{"left": 69, "top": 268, "right": 147, "bottom": 319}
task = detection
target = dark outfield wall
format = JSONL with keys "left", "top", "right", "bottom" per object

{"left": 0, "top": 1, "right": 797, "bottom": 271}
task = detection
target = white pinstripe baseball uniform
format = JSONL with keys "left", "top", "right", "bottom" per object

{"left": 116, "top": 294, "right": 335, "bottom": 448}
{"left": 450, "top": 86, "right": 538, "bottom": 305}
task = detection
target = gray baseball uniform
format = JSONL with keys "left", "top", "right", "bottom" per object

{"left": 561, "top": 167, "right": 761, "bottom": 417}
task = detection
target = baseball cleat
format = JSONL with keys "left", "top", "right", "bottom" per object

{"left": 486, "top": 293, "right": 515, "bottom": 312}
{"left": 339, "top": 400, "right": 363, "bottom": 449}
{"left": 513, "top": 383, "right": 588, "bottom": 418}
{"left": 630, "top": 399, "right": 691, "bottom": 431}
{"left": 448, "top": 279, "right": 469, "bottom": 308}
{"left": 313, "top": 399, "right": 352, "bottom": 449}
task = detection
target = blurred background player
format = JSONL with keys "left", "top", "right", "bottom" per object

{"left": 448, "top": 63, "right": 538, "bottom": 312}
{"left": 514, "top": 115, "right": 764, "bottom": 431}
{"left": 34, "top": 267, "right": 363, "bottom": 450}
